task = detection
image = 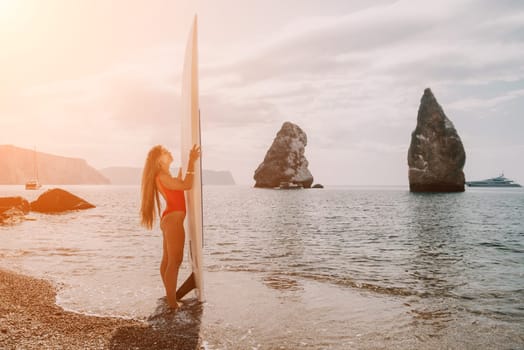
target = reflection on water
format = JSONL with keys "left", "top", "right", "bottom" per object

{"left": 203, "top": 186, "right": 524, "bottom": 347}
{"left": 405, "top": 192, "right": 469, "bottom": 336}
{"left": 206, "top": 188, "right": 523, "bottom": 310}
{"left": 263, "top": 274, "right": 302, "bottom": 292}
{"left": 1, "top": 185, "right": 523, "bottom": 349}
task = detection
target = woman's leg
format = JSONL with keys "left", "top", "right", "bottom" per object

{"left": 160, "top": 235, "right": 168, "bottom": 291}
{"left": 162, "top": 211, "right": 186, "bottom": 308}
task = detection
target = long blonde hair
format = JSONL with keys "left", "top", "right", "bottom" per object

{"left": 140, "top": 145, "right": 164, "bottom": 229}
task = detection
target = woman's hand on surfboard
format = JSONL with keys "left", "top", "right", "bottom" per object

{"left": 189, "top": 144, "right": 201, "bottom": 163}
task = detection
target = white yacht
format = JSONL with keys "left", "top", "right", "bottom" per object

{"left": 466, "top": 174, "right": 521, "bottom": 187}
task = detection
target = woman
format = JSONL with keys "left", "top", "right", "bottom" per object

{"left": 140, "top": 144, "right": 200, "bottom": 309}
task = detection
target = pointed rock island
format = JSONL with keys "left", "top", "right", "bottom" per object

{"left": 254, "top": 122, "right": 314, "bottom": 188}
{"left": 408, "top": 88, "right": 466, "bottom": 192}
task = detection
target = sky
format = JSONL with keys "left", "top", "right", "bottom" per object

{"left": 1, "top": 0, "right": 523, "bottom": 185}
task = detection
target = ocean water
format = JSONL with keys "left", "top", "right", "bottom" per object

{"left": 0, "top": 185, "right": 523, "bottom": 349}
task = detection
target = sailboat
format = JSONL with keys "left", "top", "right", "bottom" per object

{"left": 25, "top": 147, "right": 42, "bottom": 190}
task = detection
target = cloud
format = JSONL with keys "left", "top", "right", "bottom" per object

{"left": 447, "top": 89, "right": 524, "bottom": 111}
{"left": 206, "top": 0, "right": 524, "bottom": 95}
{"left": 196, "top": 0, "right": 524, "bottom": 160}
{"left": 207, "top": 1, "right": 464, "bottom": 80}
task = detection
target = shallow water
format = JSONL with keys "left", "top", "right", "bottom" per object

{"left": 1, "top": 185, "right": 523, "bottom": 349}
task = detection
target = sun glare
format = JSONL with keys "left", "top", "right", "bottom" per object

{"left": 0, "top": 0, "right": 22, "bottom": 24}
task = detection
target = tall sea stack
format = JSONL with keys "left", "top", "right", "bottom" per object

{"left": 408, "top": 88, "right": 466, "bottom": 192}
{"left": 254, "top": 122, "right": 314, "bottom": 188}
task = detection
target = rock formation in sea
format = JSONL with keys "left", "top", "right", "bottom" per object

{"left": 408, "top": 88, "right": 466, "bottom": 192}
{"left": 0, "top": 197, "right": 30, "bottom": 225}
{"left": 30, "top": 188, "right": 96, "bottom": 213}
{"left": 0, "top": 145, "right": 109, "bottom": 185}
{"left": 254, "top": 122, "right": 314, "bottom": 188}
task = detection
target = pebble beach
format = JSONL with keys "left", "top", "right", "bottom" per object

{"left": 0, "top": 268, "right": 202, "bottom": 350}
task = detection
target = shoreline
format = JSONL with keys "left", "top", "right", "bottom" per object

{"left": 0, "top": 268, "right": 202, "bottom": 349}
{"left": 2, "top": 267, "right": 523, "bottom": 350}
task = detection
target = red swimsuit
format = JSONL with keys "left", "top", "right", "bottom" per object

{"left": 157, "top": 177, "right": 186, "bottom": 218}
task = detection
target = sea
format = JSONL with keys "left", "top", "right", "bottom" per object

{"left": 0, "top": 185, "right": 523, "bottom": 349}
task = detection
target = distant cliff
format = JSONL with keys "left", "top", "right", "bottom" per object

{"left": 0, "top": 145, "right": 110, "bottom": 185}
{"left": 100, "top": 167, "right": 236, "bottom": 186}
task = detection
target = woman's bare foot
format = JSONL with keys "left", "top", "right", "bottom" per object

{"left": 167, "top": 294, "right": 182, "bottom": 309}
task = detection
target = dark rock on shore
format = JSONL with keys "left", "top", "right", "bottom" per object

{"left": 408, "top": 88, "right": 466, "bottom": 192}
{"left": 0, "top": 196, "right": 30, "bottom": 213}
{"left": 0, "top": 208, "right": 27, "bottom": 225}
{"left": 1, "top": 190, "right": 95, "bottom": 222}
{"left": 312, "top": 184, "right": 324, "bottom": 189}
{"left": 30, "top": 188, "right": 95, "bottom": 213}
{"left": 0, "top": 197, "right": 30, "bottom": 225}
{"left": 254, "top": 122, "right": 314, "bottom": 188}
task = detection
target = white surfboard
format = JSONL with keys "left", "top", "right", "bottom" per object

{"left": 180, "top": 15, "right": 204, "bottom": 302}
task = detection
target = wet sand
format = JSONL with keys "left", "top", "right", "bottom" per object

{"left": 0, "top": 266, "right": 409, "bottom": 350}
{"left": 0, "top": 268, "right": 202, "bottom": 350}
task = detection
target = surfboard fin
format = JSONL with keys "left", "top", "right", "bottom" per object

{"left": 176, "top": 273, "right": 196, "bottom": 300}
